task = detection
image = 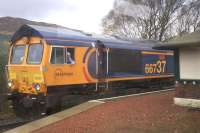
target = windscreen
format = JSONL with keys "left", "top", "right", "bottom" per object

{"left": 11, "top": 45, "right": 26, "bottom": 64}
{"left": 27, "top": 44, "right": 43, "bottom": 64}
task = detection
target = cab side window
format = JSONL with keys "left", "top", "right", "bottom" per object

{"left": 65, "top": 48, "right": 75, "bottom": 64}
{"left": 50, "top": 47, "right": 65, "bottom": 64}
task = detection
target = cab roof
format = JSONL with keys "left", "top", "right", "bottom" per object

{"left": 11, "top": 24, "right": 162, "bottom": 50}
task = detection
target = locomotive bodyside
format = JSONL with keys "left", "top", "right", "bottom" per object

{"left": 87, "top": 49, "right": 174, "bottom": 82}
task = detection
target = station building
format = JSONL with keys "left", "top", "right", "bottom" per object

{"left": 156, "top": 32, "right": 200, "bottom": 108}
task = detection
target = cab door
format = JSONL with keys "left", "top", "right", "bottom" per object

{"left": 96, "top": 41, "right": 106, "bottom": 80}
{"left": 95, "top": 41, "right": 108, "bottom": 90}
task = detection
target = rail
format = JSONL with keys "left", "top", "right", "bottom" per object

{"left": 0, "top": 117, "right": 32, "bottom": 132}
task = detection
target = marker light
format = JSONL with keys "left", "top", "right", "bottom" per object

{"left": 8, "top": 80, "right": 12, "bottom": 87}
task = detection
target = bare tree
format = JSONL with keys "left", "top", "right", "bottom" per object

{"left": 102, "top": 0, "right": 186, "bottom": 41}
{"left": 177, "top": 0, "right": 200, "bottom": 36}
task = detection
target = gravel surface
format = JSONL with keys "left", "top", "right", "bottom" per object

{"left": 33, "top": 90, "right": 200, "bottom": 133}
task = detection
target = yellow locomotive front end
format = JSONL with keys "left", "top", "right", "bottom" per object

{"left": 7, "top": 36, "right": 47, "bottom": 117}
{"left": 8, "top": 67, "right": 45, "bottom": 95}
{"left": 7, "top": 37, "right": 46, "bottom": 94}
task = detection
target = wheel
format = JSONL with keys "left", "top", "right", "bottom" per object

{"left": 12, "top": 97, "right": 47, "bottom": 119}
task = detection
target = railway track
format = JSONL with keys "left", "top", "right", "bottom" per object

{"left": 0, "top": 94, "right": 7, "bottom": 112}
{"left": 0, "top": 117, "right": 32, "bottom": 133}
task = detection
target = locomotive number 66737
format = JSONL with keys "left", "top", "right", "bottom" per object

{"left": 145, "top": 60, "right": 166, "bottom": 74}
{"left": 6, "top": 24, "right": 174, "bottom": 118}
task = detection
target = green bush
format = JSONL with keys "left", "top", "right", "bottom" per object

{"left": 0, "top": 35, "right": 10, "bottom": 93}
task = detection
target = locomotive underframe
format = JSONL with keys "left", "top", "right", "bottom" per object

{"left": 8, "top": 77, "right": 174, "bottom": 118}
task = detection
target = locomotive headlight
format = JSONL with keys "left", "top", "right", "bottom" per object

{"left": 34, "top": 84, "right": 41, "bottom": 91}
{"left": 8, "top": 80, "right": 12, "bottom": 88}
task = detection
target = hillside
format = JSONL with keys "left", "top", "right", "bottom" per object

{"left": 0, "top": 16, "right": 65, "bottom": 35}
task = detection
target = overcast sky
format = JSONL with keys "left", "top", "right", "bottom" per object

{"left": 0, "top": 0, "right": 115, "bottom": 33}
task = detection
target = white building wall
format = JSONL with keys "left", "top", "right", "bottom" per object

{"left": 179, "top": 47, "right": 200, "bottom": 80}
